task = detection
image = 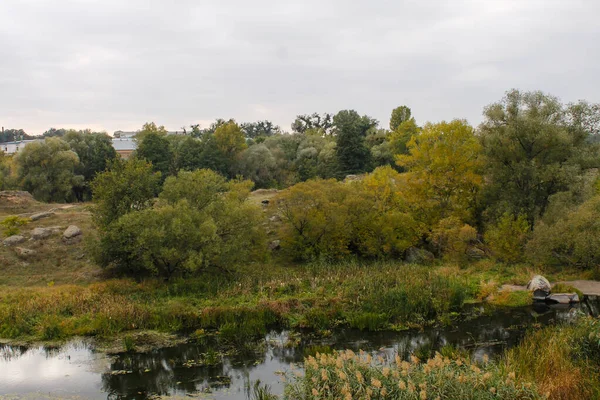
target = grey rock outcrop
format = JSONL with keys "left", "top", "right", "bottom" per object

{"left": 31, "top": 227, "right": 60, "bottom": 240}
{"left": 3, "top": 235, "right": 25, "bottom": 246}
{"left": 63, "top": 225, "right": 82, "bottom": 239}
{"left": 546, "top": 293, "right": 580, "bottom": 304}
{"left": 405, "top": 247, "right": 435, "bottom": 264}
{"left": 527, "top": 275, "right": 551, "bottom": 301}
{"left": 30, "top": 211, "right": 54, "bottom": 221}
{"left": 269, "top": 240, "right": 281, "bottom": 251}
{"left": 466, "top": 246, "right": 486, "bottom": 259}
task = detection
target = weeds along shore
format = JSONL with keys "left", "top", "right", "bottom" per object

{"left": 282, "top": 317, "right": 600, "bottom": 400}
{"left": 0, "top": 261, "right": 474, "bottom": 342}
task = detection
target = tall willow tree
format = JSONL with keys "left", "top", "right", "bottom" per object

{"left": 479, "top": 90, "right": 600, "bottom": 226}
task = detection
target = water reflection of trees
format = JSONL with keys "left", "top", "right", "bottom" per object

{"left": 100, "top": 340, "right": 269, "bottom": 399}
{"left": 92, "top": 299, "right": 600, "bottom": 399}
{"left": 0, "top": 343, "right": 29, "bottom": 361}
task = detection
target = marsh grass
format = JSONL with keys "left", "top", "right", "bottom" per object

{"left": 251, "top": 380, "right": 279, "bottom": 400}
{"left": 0, "top": 262, "right": 476, "bottom": 341}
{"left": 550, "top": 283, "right": 584, "bottom": 299}
{"left": 489, "top": 290, "right": 532, "bottom": 307}
{"left": 284, "top": 350, "right": 542, "bottom": 399}
{"left": 502, "top": 318, "right": 600, "bottom": 400}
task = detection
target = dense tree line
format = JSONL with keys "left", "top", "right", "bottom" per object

{"left": 2, "top": 89, "right": 600, "bottom": 277}
{"left": 0, "top": 130, "right": 116, "bottom": 202}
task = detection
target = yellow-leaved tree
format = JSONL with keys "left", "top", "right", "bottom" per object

{"left": 396, "top": 119, "right": 483, "bottom": 225}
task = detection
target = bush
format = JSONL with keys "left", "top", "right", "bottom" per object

{"left": 430, "top": 217, "right": 477, "bottom": 260}
{"left": 96, "top": 169, "right": 266, "bottom": 278}
{"left": 91, "top": 158, "right": 160, "bottom": 230}
{"left": 275, "top": 179, "right": 352, "bottom": 260}
{"left": 275, "top": 167, "right": 422, "bottom": 261}
{"left": 484, "top": 213, "right": 530, "bottom": 263}
{"left": 527, "top": 196, "right": 600, "bottom": 269}
{"left": 0, "top": 215, "right": 30, "bottom": 237}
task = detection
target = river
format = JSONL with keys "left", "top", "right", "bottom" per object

{"left": 1, "top": 298, "right": 598, "bottom": 400}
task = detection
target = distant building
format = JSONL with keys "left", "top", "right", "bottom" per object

{"left": 112, "top": 137, "right": 137, "bottom": 158}
{"left": 113, "top": 131, "right": 136, "bottom": 138}
{"left": 1, "top": 139, "right": 42, "bottom": 155}
{"left": 111, "top": 130, "right": 184, "bottom": 158}
{"left": 113, "top": 130, "right": 184, "bottom": 138}
{"left": 1, "top": 130, "right": 181, "bottom": 158}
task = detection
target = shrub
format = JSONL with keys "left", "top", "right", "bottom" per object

{"left": 275, "top": 168, "right": 422, "bottom": 261}
{"left": 275, "top": 179, "right": 352, "bottom": 260}
{"left": 96, "top": 170, "right": 266, "bottom": 278}
{"left": 430, "top": 216, "right": 477, "bottom": 260}
{"left": 527, "top": 196, "right": 600, "bottom": 269}
{"left": 0, "top": 215, "right": 30, "bottom": 237}
{"left": 484, "top": 213, "right": 530, "bottom": 263}
{"left": 91, "top": 158, "right": 160, "bottom": 230}
{"left": 347, "top": 166, "right": 422, "bottom": 258}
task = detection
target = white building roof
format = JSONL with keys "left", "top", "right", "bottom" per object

{"left": 111, "top": 137, "right": 137, "bottom": 151}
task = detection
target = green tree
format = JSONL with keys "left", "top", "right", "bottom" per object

{"left": 389, "top": 105, "right": 412, "bottom": 131}
{"left": 275, "top": 179, "right": 351, "bottom": 260}
{"left": 96, "top": 202, "right": 216, "bottom": 278}
{"left": 91, "top": 158, "right": 160, "bottom": 230}
{"left": 0, "top": 128, "right": 33, "bottom": 143}
{"left": 397, "top": 119, "right": 483, "bottom": 224}
{"left": 97, "top": 169, "right": 266, "bottom": 278}
{"left": 42, "top": 128, "right": 67, "bottom": 138}
{"left": 136, "top": 131, "right": 173, "bottom": 179}
{"left": 388, "top": 117, "right": 420, "bottom": 159}
{"left": 213, "top": 121, "right": 247, "bottom": 177}
{"left": 275, "top": 168, "right": 421, "bottom": 260}
{"left": 479, "top": 90, "right": 599, "bottom": 226}
{"left": 346, "top": 166, "right": 422, "bottom": 257}
{"left": 430, "top": 217, "right": 478, "bottom": 261}
{"left": 214, "top": 121, "right": 247, "bottom": 155}
{"left": 334, "top": 110, "right": 377, "bottom": 176}
{"left": 241, "top": 120, "right": 281, "bottom": 139}
{"left": 135, "top": 122, "right": 168, "bottom": 142}
{"left": 291, "top": 113, "right": 334, "bottom": 135}
{"left": 317, "top": 141, "right": 339, "bottom": 179}
{"left": 63, "top": 130, "right": 117, "bottom": 200}
{"left": 170, "top": 135, "right": 205, "bottom": 172}
{"left": 159, "top": 169, "right": 229, "bottom": 211}
{"left": 13, "top": 138, "right": 84, "bottom": 202}
{"left": 0, "top": 152, "right": 14, "bottom": 190}
{"left": 238, "top": 144, "right": 278, "bottom": 188}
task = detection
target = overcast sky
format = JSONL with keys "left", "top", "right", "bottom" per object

{"left": 0, "top": 0, "right": 598, "bottom": 135}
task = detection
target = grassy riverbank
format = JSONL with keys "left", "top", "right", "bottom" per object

{"left": 0, "top": 258, "right": 591, "bottom": 344}
{"left": 0, "top": 261, "right": 471, "bottom": 342}
{"left": 0, "top": 197, "right": 594, "bottom": 344}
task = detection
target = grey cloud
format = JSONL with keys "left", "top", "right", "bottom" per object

{"left": 0, "top": 0, "right": 598, "bottom": 134}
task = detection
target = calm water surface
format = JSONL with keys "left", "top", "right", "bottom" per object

{"left": 1, "top": 298, "right": 598, "bottom": 400}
